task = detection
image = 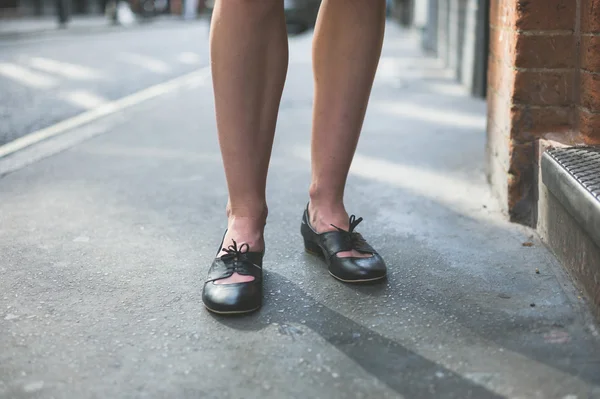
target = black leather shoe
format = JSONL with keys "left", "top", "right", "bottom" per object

{"left": 301, "top": 206, "right": 387, "bottom": 283}
{"left": 202, "top": 237, "right": 264, "bottom": 315}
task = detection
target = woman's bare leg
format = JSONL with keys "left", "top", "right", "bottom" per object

{"left": 308, "top": 0, "right": 386, "bottom": 258}
{"left": 210, "top": 0, "right": 288, "bottom": 283}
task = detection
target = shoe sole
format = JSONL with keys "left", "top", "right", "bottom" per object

{"left": 328, "top": 271, "right": 387, "bottom": 283}
{"left": 203, "top": 304, "right": 260, "bottom": 315}
{"left": 304, "top": 246, "right": 387, "bottom": 284}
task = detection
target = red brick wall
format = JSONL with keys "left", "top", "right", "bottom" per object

{"left": 580, "top": 0, "right": 600, "bottom": 144}
{"left": 487, "top": 0, "right": 600, "bottom": 224}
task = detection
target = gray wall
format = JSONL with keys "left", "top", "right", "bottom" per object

{"left": 411, "top": 0, "right": 489, "bottom": 98}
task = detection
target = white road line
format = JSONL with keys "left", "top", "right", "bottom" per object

{"left": 27, "top": 57, "right": 103, "bottom": 80}
{"left": 186, "top": 72, "right": 210, "bottom": 89}
{"left": 0, "top": 63, "right": 58, "bottom": 89}
{"left": 118, "top": 53, "right": 171, "bottom": 74}
{"left": 0, "top": 66, "right": 211, "bottom": 160}
{"left": 62, "top": 90, "right": 109, "bottom": 110}
{"left": 178, "top": 52, "right": 201, "bottom": 65}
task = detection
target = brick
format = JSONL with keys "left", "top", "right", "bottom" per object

{"left": 581, "top": 35, "right": 600, "bottom": 72}
{"left": 508, "top": 142, "right": 534, "bottom": 186}
{"left": 515, "top": 34, "right": 575, "bottom": 68}
{"left": 511, "top": 105, "right": 573, "bottom": 141}
{"left": 490, "top": 0, "right": 516, "bottom": 28}
{"left": 490, "top": 30, "right": 576, "bottom": 69}
{"left": 489, "top": 26, "right": 515, "bottom": 64}
{"left": 489, "top": 0, "right": 500, "bottom": 26}
{"left": 582, "top": 0, "right": 600, "bottom": 33}
{"left": 507, "top": 172, "right": 520, "bottom": 207}
{"left": 490, "top": 30, "right": 521, "bottom": 72}
{"left": 515, "top": 0, "right": 576, "bottom": 31}
{"left": 487, "top": 117, "right": 511, "bottom": 172}
{"left": 487, "top": 153, "right": 510, "bottom": 213}
{"left": 487, "top": 86, "right": 498, "bottom": 117}
{"left": 581, "top": 71, "right": 600, "bottom": 111}
{"left": 488, "top": 90, "right": 512, "bottom": 137}
{"left": 514, "top": 70, "right": 575, "bottom": 106}
{"left": 507, "top": 141, "right": 536, "bottom": 223}
{"left": 488, "top": 93, "right": 509, "bottom": 131}
{"left": 487, "top": 56, "right": 515, "bottom": 97}
{"left": 580, "top": 108, "right": 600, "bottom": 143}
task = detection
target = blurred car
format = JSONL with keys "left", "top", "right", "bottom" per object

{"left": 283, "top": 0, "right": 321, "bottom": 34}
{"left": 204, "top": 0, "right": 321, "bottom": 34}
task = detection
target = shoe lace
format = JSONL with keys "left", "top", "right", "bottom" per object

{"left": 330, "top": 215, "right": 365, "bottom": 248}
{"left": 220, "top": 240, "right": 251, "bottom": 273}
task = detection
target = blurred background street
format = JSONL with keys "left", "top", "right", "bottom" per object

{"left": 0, "top": 21, "right": 210, "bottom": 145}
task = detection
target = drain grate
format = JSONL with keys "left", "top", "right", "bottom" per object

{"left": 546, "top": 147, "right": 600, "bottom": 200}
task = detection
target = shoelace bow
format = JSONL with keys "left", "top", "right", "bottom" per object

{"left": 220, "top": 240, "right": 251, "bottom": 270}
{"left": 330, "top": 215, "right": 366, "bottom": 248}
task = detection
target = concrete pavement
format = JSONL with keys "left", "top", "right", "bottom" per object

{"left": 1, "top": 24, "right": 600, "bottom": 398}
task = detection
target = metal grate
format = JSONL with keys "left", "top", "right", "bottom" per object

{"left": 546, "top": 147, "right": 600, "bottom": 200}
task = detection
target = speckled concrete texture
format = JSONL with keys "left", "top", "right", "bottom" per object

{"left": 1, "top": 25, "right": 600, "bottom": 399}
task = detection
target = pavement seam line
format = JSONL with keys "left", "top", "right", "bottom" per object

{"left": 0, "top": 66, "right": 211, "bottom": 159}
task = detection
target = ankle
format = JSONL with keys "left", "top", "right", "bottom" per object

{"left": 308, "top": 200, "right": 349, "bottom": 234}
{"left": 226, "top": 201, "right": 268, "bottom": 221}
{"left": 223, "top": 217, "right": 265, "bottom": 251}
{"left": 309, "top": 182, "right": 343, "bottom": 204}
{"left": 223, "top": 204, "right": 267, "bottom": 251}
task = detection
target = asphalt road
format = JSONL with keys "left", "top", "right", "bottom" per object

{"left": 0, "top": 21, "right": 211, "bottom": 146}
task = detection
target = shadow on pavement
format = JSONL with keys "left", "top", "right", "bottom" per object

{"left": 210, "top": 272, "right": 503, "bottom": 399}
